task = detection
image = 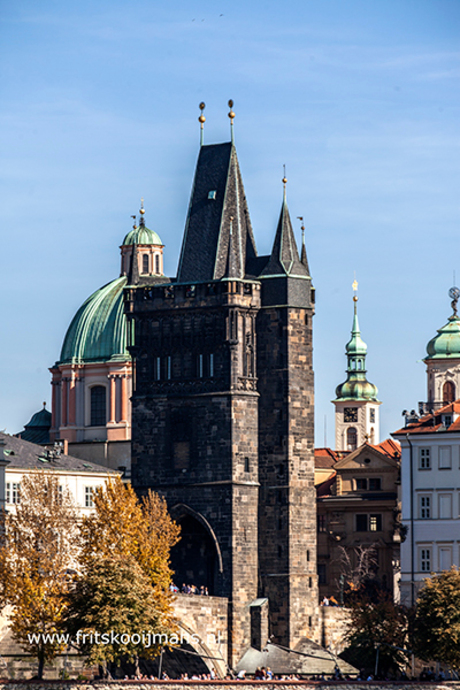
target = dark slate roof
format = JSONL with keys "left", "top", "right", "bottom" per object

{"left": 261, "top": 195, "right": 309, "bottom": 279}
{"left": 177, "top": 142, "right": 257, "bottom": 283}
{"left": 18, "top": 404, "right": 51, "bottom": 444}
{"left": 0, "top": 432, "right": 118, "bottom": 475}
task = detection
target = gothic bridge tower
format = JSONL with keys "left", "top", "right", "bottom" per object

{"left": 125, "top": 109, "right": 317, "bottom": 663}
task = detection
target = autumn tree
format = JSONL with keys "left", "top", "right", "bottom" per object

{"left": 72, "top": 478, "right": 180, "bottom": 667}
{"left": 413, "top": 567, "right": 460, "bottom": 670}
{"left": 66, "top": 555, "right": 169, "bottom": 673}
{"left": 0, "top": 472, "right": 79, "bottom": 679}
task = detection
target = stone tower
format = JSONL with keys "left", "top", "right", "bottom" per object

{"left": 125, "top": 133, "right": 317, "bottom": 663}
{"left": 333, "top": 285, "right": 380, "bottom": 450}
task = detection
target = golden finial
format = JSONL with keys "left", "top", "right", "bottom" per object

{"left": 282, "top": 164, "right": 287, "bottom": 188}
{"left": 199, "top": 102, "right": 206, "bottom": 145}
{"left": 140, "top": 198, "right": 145, "bottom": 215}
{"left": 352, "top": 275, "right": 358, "bottom": 302}
{"left": 228, "top": 99, "right": 235, "bottom": 143}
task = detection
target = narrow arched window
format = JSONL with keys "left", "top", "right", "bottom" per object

{"left": 155, "top": 254, "right": 160, "bottom": 274}
{"left": 347, "top": 427, "right": 357, "bottom": 451}
{"left": 142, "top": 254, "right": 149, "bottom": 274}
{"left": 90, "top": 386, "right": 106, "bottom": 426}
{"left": 443, "top": 380, "right": 455, "bottom": 404}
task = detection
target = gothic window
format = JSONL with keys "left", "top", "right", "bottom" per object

{"left": 244, "top": 457, "right": 250, "bottom": 472}
{"left": 155, "top": 254, "right": 160, "bottom": 274}
{"left": 209, "top": 353, "right": 214, "bottom": 377}
{"left": 443, "top": 380, "right": 455, "bottom": 403}
{"left": 90, "top": 386, "right": 106, "bottom": 426}
{"left": 346, "top": 427, "right": 357, "bottom": 450}
{"left": 155, "top": 357, "right": 161, "bottom": 381}
{"left": 142, "top": 254, "right": 149, "bottom": 274}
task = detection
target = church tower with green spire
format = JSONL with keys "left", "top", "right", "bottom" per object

{"left": 333, "top": 282, "right": 380, "bottom": 450}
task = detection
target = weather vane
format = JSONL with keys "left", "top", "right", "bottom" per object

{"left": 449, "top": 286, "right": 460, "bottom": 316}
{"left": 352, "top": 275, "right": 358, "bottom": 302}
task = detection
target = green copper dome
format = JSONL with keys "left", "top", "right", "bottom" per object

{"left": 426, "top": 314, "right": 460, "bottom": 360}
{"left": 58, "top": 277, "right": 128, "bottom": 364}
{"left": 334, "top": 297, "right": 380, "bottom": 402}
{"left": 122, "top": 224, "right": 162, "bottom": 247}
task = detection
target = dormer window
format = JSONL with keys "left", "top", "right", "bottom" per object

{"left": 208, "top": 190, "right": 217, "bottom": 200}
{"left": 443, "top": 415, "right": 452, "bottom": 428}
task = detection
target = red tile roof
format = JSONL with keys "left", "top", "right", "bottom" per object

{"left": 393, "top": 399, "right": 460, "bottom": 436}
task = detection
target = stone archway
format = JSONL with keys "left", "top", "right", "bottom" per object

{"left": 170, "top": 504, "right": 222, "bottom": 595}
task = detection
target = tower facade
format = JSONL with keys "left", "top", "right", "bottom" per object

{"left": 334, "top": 288, "right": 380, "bottom": 450}
{"left": 126, "top": 136, "right": 317, "bottom": 663}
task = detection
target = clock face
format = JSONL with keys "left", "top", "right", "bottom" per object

{"left": 344, "top": 407, "right": 358, "bottom": 423}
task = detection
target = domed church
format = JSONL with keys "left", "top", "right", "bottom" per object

{"left": 49, "top": 204, "right": 164, "bottom": 466}
{"left": 423, "top": 287, "right": 460, "bottom": 409}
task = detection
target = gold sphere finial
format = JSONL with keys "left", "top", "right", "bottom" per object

{"left": 353, "top": 295, "right": 358, "bottom": 302}
{"left": 228, "top": 99, "right": 235, "bottom": 120}
{"left": 282, "top": 177, "right": 287, "bottom": 185}
{"left": 140, "top": 197, "right": 145, "bottom": 215}
{"left": 198, "top": 102, "right": 206, "bottom": 124}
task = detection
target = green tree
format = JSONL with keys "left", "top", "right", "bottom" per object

{"left": 413, "top": 567, "right": 460, "bottom": 670}
{"left": 342, "top": 590, "right": 410, "bottom": 677}
{"left": 66, "top": 555, "right": 168, "bottom": 672}
{"left": 0, "top": 472, "right": 79, "bottom": 679}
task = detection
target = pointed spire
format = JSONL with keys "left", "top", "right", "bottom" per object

{"left": 177, "top": 142, "right": 256, "bottom": 283}
{"left": 261, "top": 181, "right": 308, "bottom": 278}
{"left": 297, "top": 216, "right": 310, "bottom": 275}
{"left": 334, "top": 281, "right": 379, "bottom": 402}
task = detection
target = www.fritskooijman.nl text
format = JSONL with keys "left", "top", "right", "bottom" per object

{"left": 27, "top": 630, "right": 223, "bottom": 647}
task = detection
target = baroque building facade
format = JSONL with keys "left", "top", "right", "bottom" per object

{"left": 125, "top": 135, "right": 318, "bottom": 665}
{"left": 394, "top": 290, "right": 460, "bottom": 607}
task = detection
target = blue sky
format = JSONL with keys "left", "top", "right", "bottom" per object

{"left": 1, "top": 0, "right": 459, "bottom": 445}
